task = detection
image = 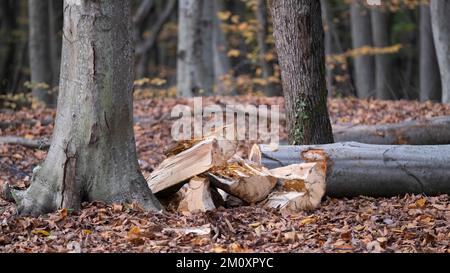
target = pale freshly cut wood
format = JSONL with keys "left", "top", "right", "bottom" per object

{"left": 147, "top": 137, "right": 236, "bottom": 193}
{"left": 178, "top": 177, "right": 216, "bottom": 213}
{"left": 268, "top": 162, "right": 326, "bottom": 211}
{"left": 260, "top": 142, "right": 450, "bottom": 197}
{"left": 248, "top": 143, "right": 262, "bottom": 166}
{"left": 208, "top": 157, "right": 277, "bottom": 203}
{"left": 265, "top": 191, "right": 310, "bottom": 213}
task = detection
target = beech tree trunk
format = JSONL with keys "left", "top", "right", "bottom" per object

{"left": 15, "top": 0, "right": 161, "bottom": 216}
{"left": 212, "top": 0, "right": 234, "bottom": 95}
{"left": 177, "top": 0, "right": 213, "bottom": 97}
{"left": 420, "top": 4, "right": 441, "bottom": 102}
{"left": 49, "top": 0, "right": 63, "bottom": 88}
{"left": 430, "top": 0, "right": 450, "bottom": 103}
{"left": 351, "top": 0, "right": 375, "bottom": 98}
{"left": 371, "top": 5, "right": 395, "bottom": 100}
{"left": 255, "top": 0, "right": 279, "bottom": 96}
{"left": 270, "top": 0, "right": 334, "bottom": 145}
{"left": 28, "top": 0, "right": 55, "bottom": 107}
{"left": 260, "top": 142, "right": 450, "bottom": 197}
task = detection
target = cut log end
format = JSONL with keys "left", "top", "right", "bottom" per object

{"left": 177, "top": 177, "right": 217, "bottom": 213}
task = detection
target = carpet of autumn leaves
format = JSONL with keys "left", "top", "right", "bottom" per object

{"left": 1, "top": 95, "right": 450, "bottom": 253}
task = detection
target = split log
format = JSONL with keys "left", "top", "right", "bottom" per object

{"left": 178, "top": 177, "right": 216, "bottom": 212}
{"left": 260, "top": 142, "right": 450, "bottom": 197}
{"left": 265, "top": 162, "right": 326, "bottom": 211}
{"left": 0, "top": 136, "right": 50, "bottom": 149}
{"left": 333, "top": 116, "right": 450, "bottom": 145}
{"left": 207, "top": 157, "right": 277, "bottom": 203}
{"left": 147, "top": 137, "right": 236, "bottom": 193}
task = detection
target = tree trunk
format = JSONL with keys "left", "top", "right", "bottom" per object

{"left": 371, "top": 5, "right": 395, "bottom": 100}
{"left": 350, "top": 0, "right": 375, "bottom": 98}
{"left": 420, "top": 4, "right": 442, "bottom": 102}
{"left": 255, "top": 0, "right": 279, "bottom": 96}
{"left": 321, "top": 0, "right": 334, "bottom": 97}
{"left": 430, "top": 0, "right": 450, "bottom": 103}
{"left": 49, "top": 0, "right": 63, "bottom": 88}
{"left": 333, "top": 115, "right": 450, "bottom": 145}
{"left": 177, "top": 0, "right": 213, "bottom": 97}
{"left": 270, "top": 0, "right": 334, "bottom": 145}
{"left": 28, "top": 0, "right": 55, "bottom": 107}
{"left": 260, "top": 142, "right": 450, "bottom": 197}
{"left": 15, "top": 0, "right": 161, "bottom": 216}
{"left": 212, "top": 0, "right": 234, "bottom": 95}
{"left": 0, "top": 0, "right": 17, "bottom": 94}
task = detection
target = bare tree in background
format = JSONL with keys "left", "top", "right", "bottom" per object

{"left": 351, "top": 0, "right": 375, "bottom": 98}
{"left": 430, "top": 0, "right": 450, "bottom": 103}
{"left": 420, "top": 3, "right": 441, "bottom": 102}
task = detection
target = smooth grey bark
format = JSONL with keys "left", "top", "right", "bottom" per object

{"left": 28, "top": 0, "right": 55, "bottom": 107}
{"left": 270, "top": 0, "right": 334, "bottom": 145}
{"left": 260, "top": 142, "right": 450, "bottom": 197}
{"left": 255, "top": 0, "right": 279, "bottom": 96}
{"left": 213, "top": 0, "right": 234, "bottom": 95}
{"left": 177, "top": 0, "right": 213, "bottom": 97}
{"left": 430, "top": 0, "right": 450, "bottom": 103}
{"left": 321, "top": 0, "right": 334, "bottom": 97}
{"left": 420, "top": 4, "right": 441, "bottom": 102}
{"left": 0, "top": 0, "right": 17, "bottom": 93}
{"left": 333, "top": 115, "right": 450, "bottom": 145}
{"left": 16, "top": 0, "right": 161, "bottom": 216}
{"left": 200, "top": 0, "right": 214, "bottom": 95}
{"left": 371, "top": 6, "right": 395, "bottom": 100}
{"left": 350, "top": 0, "right": 375, "bottom": 98}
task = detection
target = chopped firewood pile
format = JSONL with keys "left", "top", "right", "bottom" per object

{"left": 146, "top": 136, "right": 327, "bottom": 213}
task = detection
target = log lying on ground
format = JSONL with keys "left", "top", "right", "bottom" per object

{"left": 260, "top": 142, "right": 450, "bottom": 197}
{"left": 208, "top": 157, "right": 277, "bottom": 203}
{"left": 265, "top": 162, "right": 326, "bottom": 211}
{"left": 147, "top": 137, "right": 236, "bottom": 193}
{"left": 178, "top": 177, "right": 217, "bottom": 212}
{"left": 0, "top": 136, "right": 50, "bottom": 149}
{"left": 333, "top": 116, "right": 450, "bottom": 145}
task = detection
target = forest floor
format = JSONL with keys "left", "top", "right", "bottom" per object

{"left": 1, "top": 96, "right": 450, "bottom": 253}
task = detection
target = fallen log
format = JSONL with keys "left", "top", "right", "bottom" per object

{"left": 260, "top": 142, "right": 450, "bottom": 197}
{"left": 0, "top": 136, "right": 50, "bottom": 149}
{"left": 147, "top": 137, "right": 236, "bottom": 193}
{"left": 265, "top": 162, "right": 326, "bottom": 212}
{"left": 208, "top": 156, "right": 277, "bottom": 203}
{"left": 333, "top": 116, "right": 450, "bottom": 145}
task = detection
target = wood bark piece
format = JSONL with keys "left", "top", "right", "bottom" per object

{"left": 260, "top": 142, "right": 450, "bottom": 197}
{"left": 333, "top": 116, "right": 450, "bottom": 145}
{"left": 207, "top": 157, "right": 277, "bottom": 203}
{"left": 178, "top": 177, "right": 216, "bottom": 212}
{"left": 267, "top": 162, "right": 326, "bottom": 211}
{"left": 147, "top": 137, "right": 236, "bottom": 193}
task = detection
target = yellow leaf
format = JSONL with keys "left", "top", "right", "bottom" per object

{"left": 216, "top": 11, "right": 231, "bottom": 21}
{"left": 415, "top": 198, "right": 426, "bottom": 208}
{"left": 227, "top": 49, "right": 240, "bottom": 58}
{"left": 300, "top": 216, "right": 317, "bottom": 225}
{"left": 211, "top": 244, "right": 227, "bottom": 253}
{"left": 82, "top": 229, "right": 92, "bottom": 235}
{"left": 32, "top": 229, "right": 50, "bottom": 237}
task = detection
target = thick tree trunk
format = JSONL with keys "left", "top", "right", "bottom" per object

{"left": 420, "top": 4, "right": 441, "bottom": 102}
{"left": 16, "top": 0, "right": 161, "bottom": 216}
{"left": 177, "top": 0, "right": 213, "bottom": 97}
{"left": 255, "top": 0, "right": 279, "bottom": 96}
{"left": 351, "top": 0, "right": 375, "bottom": 98}
{"left": 28, "top": 0, "right": 55, "bottom": 107}
{"left": 270, "top": 0, "right": 334, "bottom": 145}
{"left": 333, "top": 115, "right": 450, "bottom": 145}
{"left": 260, "top": 142, "right": 450, "bottom": 197}
{"left": 371, "top": 6, "right": 395, "bottom": 100}
{"left": 430, "top": 0, "right": 450, "bottom": 103}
